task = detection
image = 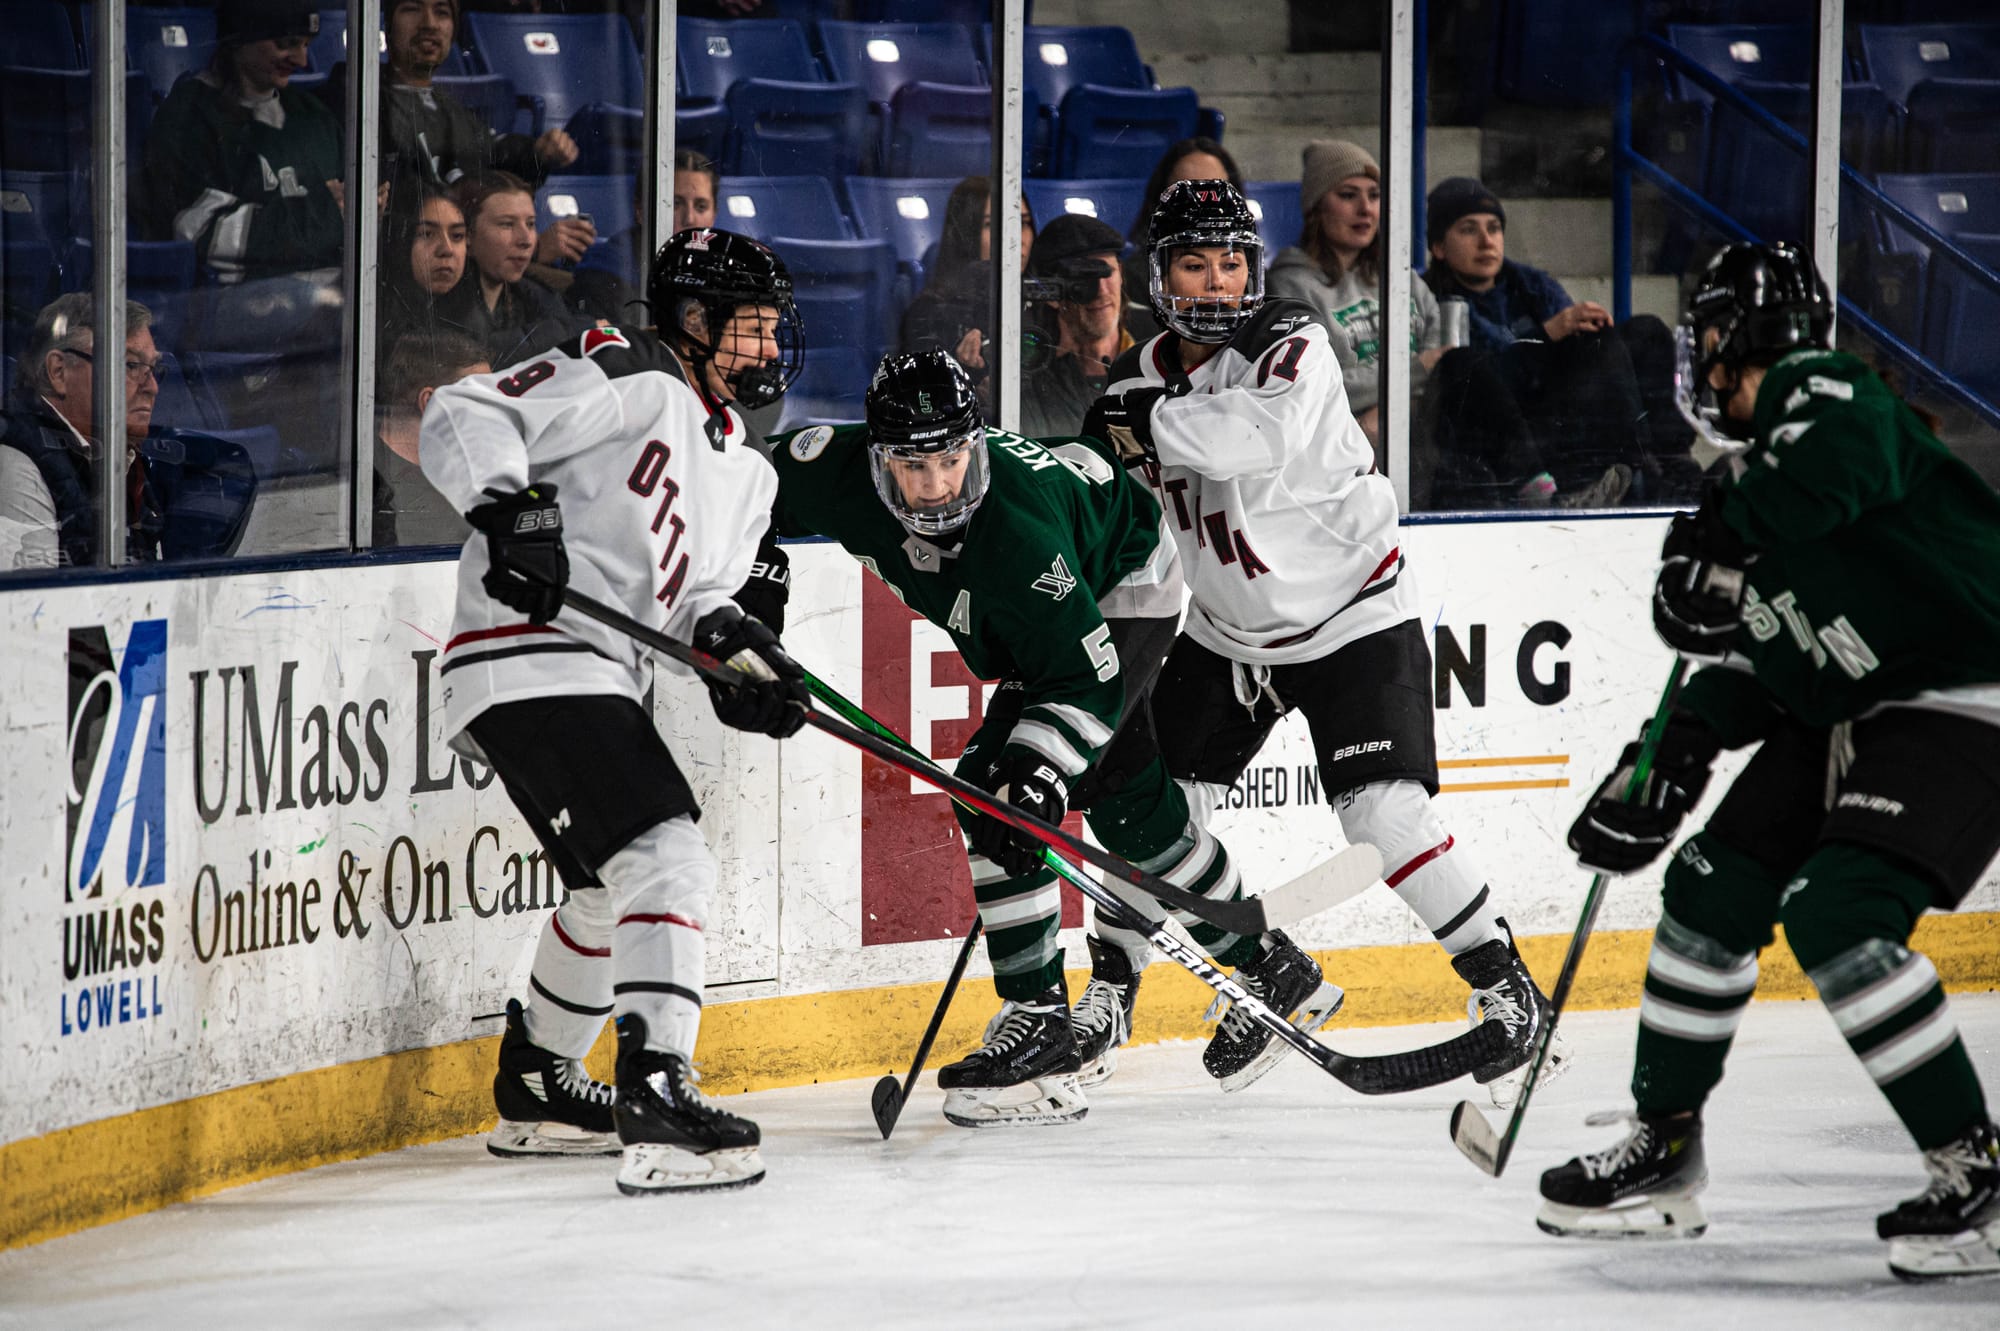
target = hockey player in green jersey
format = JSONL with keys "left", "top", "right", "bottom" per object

{"left": 1541, "top": 242, "right": 2000, "bottom": 1281}
{"left": 767, "top": 349, "right": 1317, "bottom": 1126}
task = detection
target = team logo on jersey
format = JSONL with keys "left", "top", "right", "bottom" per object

{"left": 789, "top": 426, "right": 835, "bottom": 462}
{"left": 580, "top": 326, "right": 630, "bottom": 358}
{"left": 1031, "top": 554, "right": 1077, "bottom": 601}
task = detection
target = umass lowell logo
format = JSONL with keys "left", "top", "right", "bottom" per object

{"left": 63, "top": 620, "right": 169, "bottom": 1035}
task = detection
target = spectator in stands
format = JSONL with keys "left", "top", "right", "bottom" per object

{"left": 570, "top": 149, "right": 720, "bottom": 324}
{"left": 379, "top": 185, "right": 474, "bottom": 349}
{"left": 1123, "top": 137, "right": 1245, "bottom": 338}
{"left": 453, "top": 171, "right": 588, "bottom": 366}
{"left": 1019, "top": 213, "right": 1130, "bottom": 439}
{"left": 1421, "top": 175, "right": 1691, "bottom": 507}
{"left": 373, "top": 329, "right": 486, "bottom": 546}
{"left": 141, "top": 0, "right": 346, "bottom": 283}
{"left": 1269, "top": 140, "right": 1444, "bottom": 451}
{"left": 899, "top": 176, "right": 1036, "bottom": 416}
{"left": 0, "top": 296, "right": 253, "bottom": 570}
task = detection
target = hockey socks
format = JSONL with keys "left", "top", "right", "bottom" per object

{"left": 1338, "top": 780, "right": 1506, "bottom": 956}
{"left": 1629, "top": 909, "right": 1759, "bottom": 1114}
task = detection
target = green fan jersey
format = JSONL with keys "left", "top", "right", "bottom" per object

{"left": 1680, "top": 348, "right": 2000, "bottom": 738}
{"left": 767, "top": 423, "right": 1173, "bottom": 780}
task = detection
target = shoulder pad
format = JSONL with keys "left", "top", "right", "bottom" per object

{"left": 1229, "top": 297, "right": 1333, "bottom": 359}
{"left": 562, "top": 326, "right": 686, "bottom": 385}
{"left": 773, "top": 422, "right": 865, "bottom": 467}
{"left": 1106, "top": 343, "right": 1148, "bottom": 384}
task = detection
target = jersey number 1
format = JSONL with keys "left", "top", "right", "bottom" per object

{"left": 1257, "top": 337, "right": 1308, "bottom": 386}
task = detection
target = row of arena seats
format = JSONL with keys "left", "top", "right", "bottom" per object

{"left": 1853, "top": 173, "right": 2000, "bottom": 401}
{"left": 1, "top": 6, "right": 1214, "bottom": 180}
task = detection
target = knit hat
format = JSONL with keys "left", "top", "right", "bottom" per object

{"left": 1028, "top": 212, "right": 1124, "bottom": 276}
{"left": 1426, "top": 177, "right": 1506, "bottom": 248}
{"left": 1300, "top": 139, "right": 1380, "bottom": 215}
{"left": 217, "top": 0, "right": 321, "bottom": 47}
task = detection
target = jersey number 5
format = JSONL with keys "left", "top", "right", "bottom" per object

{"left": 1081, "top": 623, "right": 1119, "bottom": 682}
{"left": 1257, "top": 337, "right": 1308, "bottom": 386}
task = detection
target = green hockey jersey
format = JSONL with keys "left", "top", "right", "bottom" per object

{"left": 1681, "top": 348, "right": 2000, "bottom": 738}
{"left": 767, "top": 423, "right": 1171, "bottom": 779}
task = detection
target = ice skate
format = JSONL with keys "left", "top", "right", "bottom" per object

{"left": 612, "top": 1015, "right": 765, "bottom": 1194}
{"left": 938, "top": 982, "right": 1087, "bottom": 1127}
{"left": 1453, "top": 935, "right": 1570, "bottom": 1107}
{"left": 1537, "top": 1110, "right": 1708, "bottom": 1239}
{"left": 487, "top": 998, "right": 621, "bottom": 1158}
{"left": 1201, "top": 931, "right": 1344, "bottom": 1094}
{"left": 1879, "top": 1121, "right": 2000, "bottom": 1282}
{"left": 1071, "top": 935, "right": 1139, "bottom": 1089}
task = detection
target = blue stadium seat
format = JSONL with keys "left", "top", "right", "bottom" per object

{"left": 774, "top": 346, "right": 871, "bottom": 432}
{"left": 565, "top": 104, "right": 647, "bottom": 175}
{"left": 4, "top": 1, "right": 81, "bottom": 70}
{"left": 817, "top": 21, "right": 985, "bottom": 108}
{"left": 726, "top": 79, "right": 869, "bottom": 179}
{"left": 1700, "top": 80, "right": 1897, "bottom": 241}
{"left": 1874, "top": 173, "right": 2000, "bottom": 251}
{"left": 432, "top": 72, "right": 528, "bottom": 138}
{"left": 1022, "top": 24, "right": 1147, "bottom": 109}
{"left": 66, "top": 238, "right": 201, "bottom": 349}
{"left": 1052, "top": 84, "right": 1198, "bottom": 178}
{"left": 769, "top": 237, "right": 900, "bottom": 365}
{"left": 678, "top": 18, "right": 823, "bottom": 103}
{"left": 1664, "top": 24, "right": 1816, "bottom": 106}
{"left": 1902, "top": 79, "right": 2000, "bottom": 174}
{"left": 124, "top": 7, "right": 219, "bottom": 103}
{"left": 0, "top": 171, "right": 81, "bottom": 255}
{"left": 885, "top": 81, "right": 995, "bottom": 178}
{"left": 1024, "top": 178, "right": 1146, "bottom": 242}
{"left": 310, "top": 9, "right": 359, "bottom": 74}
{"left": 537, "top": 175, "right": 635, "bottom": 240}
{"left": 1856, "top": 23, "right": 2000, "bottom": 110}
{"left": 677, "top": 102, "right": 732, "bottom": 168}
{"left": 868, "top": 0, "right": 1002, "bottom": 22}
{"left": 1917, "top": 231, "right": 2000, "bottom": 398}
{"left": 151, "top": 356, "right": 232, "bottom": 434}
{"left": 716, "top": 176, "right": 853, "bottom": 243}
{"left": 842, "top": 177, "right": 962, "bottom": 287}
{"left": 0, "top": 68, "right": 152, "bottom": 175}
{"left": 465, "top": 13, "right": 642, "bottom": 134}
{"left": 1495, "top": 0, "right": 1639, "bottom": 108}
{"left": 2, "top": 236, "right": 63, "bottom": 330}
{"left": 1244, "top": 181, "right": 1304, "bottom": 258}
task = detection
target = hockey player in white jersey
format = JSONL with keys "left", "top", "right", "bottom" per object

{"left": 1081, "top": 181, "right": 1561, "bottom": 1098}
{"left": 420, "top": 228, "right": 811, "bottom": 1193}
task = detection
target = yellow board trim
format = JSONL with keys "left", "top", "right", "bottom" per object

{"left": 6, "top": 913, "right": 1998, "bottom": 1252}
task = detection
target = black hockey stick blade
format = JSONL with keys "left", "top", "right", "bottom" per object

{"left": 870, "top": 1076, "right": 904, "bottom": 1139}
{"left": 559, "top": 590, "right": 1283, "bottom": 938}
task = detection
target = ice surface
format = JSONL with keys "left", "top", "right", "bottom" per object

{"left": 3, "top": 997, "right": 1998, "bottom": 1329}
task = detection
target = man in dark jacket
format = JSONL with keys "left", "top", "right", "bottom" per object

{"left": 1019, "top": 213, "right": 1132, "bottom": 439}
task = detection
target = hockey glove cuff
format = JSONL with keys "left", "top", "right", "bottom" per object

{"left": 466, "top": 485, "right": 568, "bottom": 625}
{"left": 1653, "top": 502, "right": 1755, "bottom": 661}
{"left": 1567, "top": 710, "right": 1724, "bottom": 875}
{"left": 1082, "top": 387, "right": 1175, "bottom": 468}
{"left": 692, "top": 606, "right": 811, "bottom": 739}
{"left": 964, "top": 752, "right": 1069, "bottom": 878}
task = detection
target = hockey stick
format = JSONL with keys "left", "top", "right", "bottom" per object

{"left": 561, "top": 589, "right": 1505, "bottom": 1095}
{"left": 560, "top": 589, "right": 1325, "bottom": 938}
{"left": 1449, "top": 658, "right": 1692, "bottom": 1175}
{"left": 797, "top": 666, "right": 1386, "bottom": 928}
{"left": 871, "top": 916, "right": 982, "bottom": 1139}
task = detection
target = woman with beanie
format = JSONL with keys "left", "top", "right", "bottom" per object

{"left": 1268, "top": 139, "right": 1444, "bottom": 450}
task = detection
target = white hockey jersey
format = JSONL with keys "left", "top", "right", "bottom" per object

{"left": 419, "top": 325, "right": 776, "bottom": 744}
{"left": 1105, "top": 298, "right": 1413, "bottom": 667}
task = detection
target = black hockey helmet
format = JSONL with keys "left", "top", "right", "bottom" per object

{"left": 864, "top": 349, "right": 991, "bottom": 536}
{"left": 648, "top": 227, "right": 804, "bottom": 408}
{"left": 1145, "top": 179, "right": 1265, "bottom": 343}
{"left": 1676, "top": 241, "right": 1833, "bottom": 448}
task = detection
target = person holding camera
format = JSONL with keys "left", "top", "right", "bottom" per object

{"left": 1020, "top": 213, "right": 1131, "bottom": 439}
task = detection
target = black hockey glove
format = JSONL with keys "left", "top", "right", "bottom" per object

{"left": 1567, "top": 710, "right": 1724, "bottom": 875}
{"left": 466, "top": 485, "right": 567, "bottom": 625}
{"left": 1082, "top": 386, "right": 1176, "bottom": 468}
{"left": 965, "top": 750, "right": 1069, "bottom": 878}
{"left": 1652, "top": 500, "right": 1755, "bottom": 661}
{"left": 692, "top": 605, "right": 811, "bottom": 739}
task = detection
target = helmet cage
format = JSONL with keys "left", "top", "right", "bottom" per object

{"left": 1148, "top": 226, "right": 1265, "bottom": 342}
{"left": 868, "top": 425, "right": 992, "bottom": 536}
{"left": 688, "top": 294, "right": 805, "bottom": 410}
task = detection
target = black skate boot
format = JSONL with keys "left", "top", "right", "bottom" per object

{"left": 1537, "top": 1110, "right": 1708, "bottom": 1239}
{"left": 1071, "top": 935, "right": 1139, "bottom": 1089}
{"left": 1201, "top": 931, "right": 1344, "bottom": 1094}
{"left": 1878, "top": 1121, "right": 2000, "bottom": 1281}
{"left": 612, "top": 1014, "right": 764, "bottom": 1194}
{"left": 487, "top": 998, "right": 620, "bottom": 1158}
{"left": 937, "top": 981, "right": 1087, "bottom": 1127}
{"left": 1453, "top": 931, "right": 1570, "bottom": 1108}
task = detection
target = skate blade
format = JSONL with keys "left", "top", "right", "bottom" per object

{"left": 1887, "top": 1228, "right": 2000, "bottom": 1282}
{"left": 1076, "top": 1046, "right": 1119, "bottom": 1090}
{"left": 942, "top": 1075, "right": 1088, "bottom": 1128}
{"left": 1535, "top": 1189, "right": 1708, "bottom": 1240}
{"left": 615, "top": 1143, "right": 765, "bottom": 1195}
{"left": 1487, "top": 1029, "right": 1575, "bottom": 1110}
{"left": 1218, "top": 983, "right": 1345, "bottom": 1095}
{"left": 487, "top": 1119, "right": 622, "bottom": 1159}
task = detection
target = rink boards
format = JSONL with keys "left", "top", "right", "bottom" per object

{"left": 4, "top": 516, "right": 1998, "bottom": 1248}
